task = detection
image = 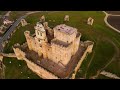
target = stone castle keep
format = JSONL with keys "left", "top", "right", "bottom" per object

{"left": 25, "top": 23, "right": 80, "bottom": 67}
{"left": 12, "top": 17, "right": 94, "bottom": 79}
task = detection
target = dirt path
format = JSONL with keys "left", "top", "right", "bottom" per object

{"left": 100, "top": 70, "right": 120, "bottom": 79}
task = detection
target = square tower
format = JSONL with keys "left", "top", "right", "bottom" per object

{"left": 53, "top": 24, "right": 77, "bottom": 43}
{"left": 50, "top": 24, "right": 81, "bottom": 66}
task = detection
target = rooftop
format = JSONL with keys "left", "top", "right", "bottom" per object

{"left": 54, "top": 24, "right": 77, "bottom": 35}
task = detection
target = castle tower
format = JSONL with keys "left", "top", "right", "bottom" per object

{"left": 24, "top": 31, "right": 33, "bottom": 50}
{"left": 50, "top": 24, "right": 80, "bottom": 66}
{"left": 34, "top": 22, "right": 47, "bottom": 44}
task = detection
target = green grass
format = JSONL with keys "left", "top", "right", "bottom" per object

{"left": 9, "top": 11, "right": 28, "bottom": 21}
{"left": 3, "top": 57, "right": 40, "bottom": 79}
{"left": 104, "top": 60, "right": 120, "bottom": 77}
{"left": 85, "top": 40, "right": 115, "bottom": 78}
{"left": 0, "top": 11, "right": 7, "bottom": 15}
{"left": 76, "top": 39, "right": 115, "bottom": 79}
{"left": 3, "top": 11, "right": 120, "bottom": 79}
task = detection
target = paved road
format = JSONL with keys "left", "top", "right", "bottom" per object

{"left": 0, "top": 11, "right": 12, "bottom": 52}
{"left": 0, "top": 15, "right": 27, "bottom": 52}
{"left": 0, "top": 11, "right": 42, "bottom": 52}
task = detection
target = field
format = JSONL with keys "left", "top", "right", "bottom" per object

{"left": 3, "top": 11, "right": 120, "bottom": 79}
{"left": 9, "top": 11, "right": 29, "bottom": 21}
{"left": 3, "top": 57, "right": 40, "bottom": 79}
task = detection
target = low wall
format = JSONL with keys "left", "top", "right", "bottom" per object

{"left": 1, "top": 53, "right": 16, "bottom": 58}
{"left": 71, "top": 42, "right": 94, "bottom": 79}
{"left": 24, "top": 58, "right": 59, "bottom": 79}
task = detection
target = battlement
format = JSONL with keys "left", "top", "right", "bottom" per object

{"left": 83, "top": 40, "right": 94, "bottom": 47}
{"left": 34, "top": 22, "right": 45, "bottom": 32}
{"left": 54, "top": 24, "right": 77, "bottom": 35}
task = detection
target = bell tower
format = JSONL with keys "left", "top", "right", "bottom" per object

{"left": 34, "top": 22, "right": 48, "bottom": 44}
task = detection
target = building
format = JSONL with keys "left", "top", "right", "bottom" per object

{"left": 13, "top": 22, "right": 94, "bottom": 79}
{"left": 24, "top": 23, "right": 81, "bottom": 67}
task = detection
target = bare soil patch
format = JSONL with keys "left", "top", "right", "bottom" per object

{"left": 107, "top": 16, "right": 120, "bottom": 31}
{"left": 106, "top": 11, "right": 120, "bottom": 15}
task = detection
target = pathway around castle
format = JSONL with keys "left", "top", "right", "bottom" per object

{"left": 0, "top": 11, "right": 42, "bottom": 52}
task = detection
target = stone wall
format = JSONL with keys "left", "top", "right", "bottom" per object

{"left": 13, "top": 46, "right": 59, "bottom": 79}
{"left": 0, "top": 54, "right": 3, "bottom": 61}
{"left": 24, "top": 58, "right": 59, "bottom": 79}
{"left": 71, "top": 41, "right": 94, "bottom": 79}
{"left": 24, "top": 31, "right": 33, "bottom": 50}
{"left": 42, "top": 43, "right": 52, "bottom": 59}
{"left": 24, "top": 31, "right": 42, "bottom": 56}
{"left": 0, "top": 61, "right": 5, "bottom": 79}
{"left": 51, "top": 40, "right": 72, "bottom": 66}
{"left": 72, "top": 33, "right": 81, "bottom": 55}
{"left": 13, "top": 47, "right": 26, "bottom": 60}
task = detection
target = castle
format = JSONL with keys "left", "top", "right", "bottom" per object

{"left": 13, "top": 20, "right": 94, "bottom": 79}
{"left": 24, "top": 22, "right": 80, "bottom": 67}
